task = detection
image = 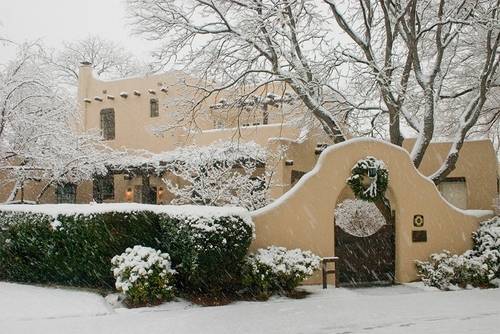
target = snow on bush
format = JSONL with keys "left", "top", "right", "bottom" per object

{"left": 416, "top": 216, "right": 500, "bottom": 290}
{"left": 158, "top": 212, "right": 254, "bottom": 294}
{"left": 111, "top": 246, "right": 176, "bottom": 307}
{"left": 242, "top": 246, "right": 320, "bottom": 298}
{"left": 0, "top": 204, "right": 253, "bottom": 293}
{"left": 334, "top": 199, "right": 386, "bottom": 237}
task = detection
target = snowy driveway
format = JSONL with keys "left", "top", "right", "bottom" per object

{"left": 1, "top": 282, "right": 500, "bottom": 334}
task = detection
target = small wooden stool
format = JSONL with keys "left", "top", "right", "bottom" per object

{"left": 322, "top": 256, "right": 339, "bottom": 289}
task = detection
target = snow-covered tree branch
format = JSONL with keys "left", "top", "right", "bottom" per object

{"left": 0, "top": 43, "right": 114, "bottom": 202}
{"left": 327, "top": 0, "right": 500, "bottom": 183}
{"left": 126, "top": 0, "right": 347, "bottom": 142}
{"left": 160, "top": 141, "right": 273, "bottom": 210}
{"left": 46, "top": 35, "right": 147, "bottom": 87}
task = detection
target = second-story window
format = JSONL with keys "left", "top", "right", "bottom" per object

{"left": 150, "top": 98, "right": 159, "bottom": 117}
{"left": 100, "top": 108, "right": 115, "bottom": 140}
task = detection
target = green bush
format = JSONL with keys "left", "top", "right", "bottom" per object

{"left": 0, "top": 210, "right": 160, "bottom": 289}
{"left": 0, "top": 204, "right": 253, "bottom": 294}
{"left": 242, "top": 246, "right": 320, "bottom": 299}
{"left": 158, "top": 213, "right": 254, "bottom": 295}
{"left": 111, "top": 245, "right": 176, "bottom": 307}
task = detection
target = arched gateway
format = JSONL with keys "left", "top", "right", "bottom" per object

{"left": 250, "top": 139, "right": 492, "bottom": 285}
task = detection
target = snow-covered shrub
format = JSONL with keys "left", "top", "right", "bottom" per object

{"left": 416, "top": 251, "right": 490, "bottom": 290}
{"left": 471, "top": 217, "right": 500, "bottom": 277}
{"left": 242, "top": 246, "right": 320, "bottom": 298}
{"left": 416, "top": 217, "right": 500, "bottom": 289}
{"left": 111, "top": 246, "right": 176, "bottom": 307}
{"left": 0, "top": 204, "right": 253, "bottom": 293}
{"left": 0, "top": 209, "right": 160, "bottom": 288}
{"left": 158, "top": 211, "right": 255, "bottom": 295}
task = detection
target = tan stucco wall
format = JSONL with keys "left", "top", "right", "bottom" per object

{"left": 403, "top": 139, "right": 498, "bottom": 210}
{"left": 78, "top": 64, "right": 303, "bottom": 153}
{"left": 250, "top": 138, "right": 493, "bottom": 284}
{"left": 273, "top": 137, "right": 498, "bottom": 210}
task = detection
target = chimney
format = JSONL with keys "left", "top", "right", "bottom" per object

{"left": 77, "top": 61, "right": 94, "bottom": 133}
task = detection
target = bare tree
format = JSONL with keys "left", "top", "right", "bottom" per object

{"left": 126, "top": 0, "right": 346, "bottom": 142}
{"left": 327, "top": 0, "right": 500, "bottom": 183}
{"left": 127, "top": 0, "right": 500, "bottom": 184}
{"left": 48, "top": 35, "right": 146, "bottom": 86}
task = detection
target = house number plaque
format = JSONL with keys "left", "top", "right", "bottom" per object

{"left": 413, "top": 214, "right": 424, "bottom": 228}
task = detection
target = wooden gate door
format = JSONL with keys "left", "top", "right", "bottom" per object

{"left": 335, "top": 222, "right": 395, "bottom": 286}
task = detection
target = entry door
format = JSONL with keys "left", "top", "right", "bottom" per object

{"left": 335, "top": 221, "right": 395, "bottom": 286}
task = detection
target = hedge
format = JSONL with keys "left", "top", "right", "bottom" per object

{"left": 158, "top": 213, "right": 254, "bottom": 294}
{"left": 0, "top": 204, "right": 254, "bottom": 292}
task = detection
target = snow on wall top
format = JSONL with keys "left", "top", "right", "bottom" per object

{"left": 0, "top": 203, "right": 250, "bottom": 220}
{"left": 252, "top": 137, "right": 493, "bottom": 219}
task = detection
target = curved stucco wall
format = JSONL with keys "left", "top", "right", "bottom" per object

{"left": 250, "top": 138, "right": 493, "bottom": 283}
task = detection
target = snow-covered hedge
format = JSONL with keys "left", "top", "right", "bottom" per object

{"left": 0, "top": 204, "right": 253, "bottom": 292}
{"left": 111, "top": 246, "right": 176, "bottom": 306}
{"left": 158, "top": 212, "right": 254, "bottom": 294}
{"left": 416, "top": 217, "right": 500, "bottom": 290}
{"left": 242, "top": 246, "right": 320, "bottom": 298}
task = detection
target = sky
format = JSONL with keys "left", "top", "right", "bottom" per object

{"left": 0, "top": 0, "right": 155, "bottom": 63}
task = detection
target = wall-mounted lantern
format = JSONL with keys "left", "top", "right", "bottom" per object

{"left": 125, "top": 187, "right": 133, "bottom": 201}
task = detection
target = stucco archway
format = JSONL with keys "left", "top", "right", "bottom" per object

{"left": 250, "top": 138, "right": 492, "bottom": 284}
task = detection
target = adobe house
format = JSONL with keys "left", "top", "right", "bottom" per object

{"left": 0, "top": 64, "right": 498, "bottom": 286}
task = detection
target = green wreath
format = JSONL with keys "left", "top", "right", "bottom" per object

{"left": 346, "top": 156, "right": 388, "bottom": 202}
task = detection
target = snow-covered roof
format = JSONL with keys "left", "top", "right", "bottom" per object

{"left": 108, "top": 140, "right": 267, "bottom": 172}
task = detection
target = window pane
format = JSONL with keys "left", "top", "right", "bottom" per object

{"left": 93, "top": 174, "right": 114, "bottom": 202}
{"left": 56, "top": 184, "right": 76, "bottom": 204}
{"left": 100, "top": 108, "right": 115, "bottom": 140}
{"left": 438, "top": 179, "right": 467, "bottom": 209}
{"left": 150, "top": 99, "right": 159, "bottom": 117}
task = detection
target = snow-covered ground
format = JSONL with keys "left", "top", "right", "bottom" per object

{"left": 2, "top": 281, "right": 500, "bottom": 334}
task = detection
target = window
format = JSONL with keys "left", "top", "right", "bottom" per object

{"left": 214, "top": 119, "right": 225, "bottom": 129}
{"left": 56, "top": 183, "right": 77, "bottom": 204}
{"left": 291, "top": 170, "right": 306, "bottom": 186}
{"left": 438, "top": 177, "right": 467, "bottom": 209}
{"left": 133, "top": 185, "right": 142, "bottom": 203}
{"left": 100, "top": 108, "right": 115, "bottom": 140}
{"left": 150, "top": 98, "right": 159, "bottom": 117}
{"left": 263, "top": 105, "right": 269, "bottom": 124}
{"left": 133, "top": 185, "right": 157, "bottom": 204}
{"left": 93, "top": 174, "right": 114, "bottom": 202}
